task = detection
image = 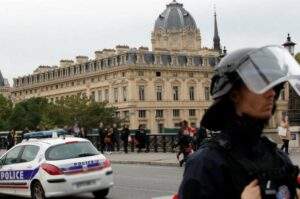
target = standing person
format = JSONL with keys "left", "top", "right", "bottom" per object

{"left": 21, "top": 127, "right": 29, "bottom": 140}
{"left": 112, "top": 124, "right": 120, "bottom": 152}
{"left": 104, "top": 127, "right": 113, "bottom": 154}
{"left": 121, "top": 124, "right": 130, "bottom": 153}
{"left": 98, "top": 123, "right": 105, "bottom": 154}
{"left": 279, "top": 115, "right": 291, "bottom": 155}
{"left": 6, "top": 129, "right": 16, "bottom": 150}
{"left": 135, "top": 124, "right": 147, "bottom": 153}
{"left": 178, "top": 46, "right": 300, "bottom": 199}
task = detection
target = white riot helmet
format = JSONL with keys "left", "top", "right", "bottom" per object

{"left": 211, "top": 45, "right": 300, "bottom": 99}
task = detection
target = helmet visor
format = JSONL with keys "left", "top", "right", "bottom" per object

{"left": 236, "top": 45, "right": 300, "bottom": 95}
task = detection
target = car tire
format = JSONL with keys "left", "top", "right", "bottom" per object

{"left": 31, "top": 181, "right": 45, "bottom": 199}
{"left": 93, "top": 188, "right": 109, "bottom": 198}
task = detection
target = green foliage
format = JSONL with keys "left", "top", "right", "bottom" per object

{"left": 8, "top": 97, "right": 49, "bottom": 130}
{"left": 0, "top": 94, "right": 13, "bottom": 130}
{"left": 295, "top": 52, "right": 300, "bottom": 64}
{"left": 6, "top": 95, "right": 119, "bottom": 131}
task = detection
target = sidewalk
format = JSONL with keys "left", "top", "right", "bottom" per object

{"left": 107, "top": 152, "right": 179, "bottom": 167}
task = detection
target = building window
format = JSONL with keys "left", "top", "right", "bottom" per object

{"left": 156, "top": 85, "right": 162, "bottom": 101}
{"left": 188, "top": 72, "right": 193, "bottom": 77}
{"left": 138, "top": 71, "right": 144, "bottom": 76}
{"left": 158, "top": 123, "right": 164, "bottom": 133}
{"left": 71, "top": 82, "right": 74, "bottom": 86}
{"left": 173, "top": 109, "right": 180, "bottom": 117}
{"left": 122, "top": 72, "right": 125, "bottom": 77}
{"left": 114, "top": 88, "right": 118, "bottom": 102}
{"left": 189, "top": 86, "right": 195, "bottom": 101}
{"left": 91, "top": 78, "right": 94, "bottom": 83}
{"left": 174, "top": 123, "right": 181, "bottom": 128}
{"left": 116, "top": 111, "right": 120, "bottom": 118}
{"left": 204, "top": 87, "right": 210, "bottom": 100}
{"left": 105, "top": 89, "right": 109, "bottom": 102}
{"left": 56, "top": 85, "right": 58, "bottom": 89}
{"left": 156, "top": 71, "right": 161, "bottom": 77}
{"left": 122, "top": 86, "right": 127, "bottom": 101}
{"left": 173, "top": 86, "right": 179, "bottom": 101}
{"left": 123, "top": 111, "right": 129, "bottom": 118}
{"left": 138, "top": 110, "right": 146, "bottom": 118}
{"left": 156, "top": 110, "right": 163, "bottom": 118}
{"left": 91, "top": 91, "right": 95, "bottom": 101}
{"left": 139, "top": 85, "right": 145, "bottom": 101}
{"left": 189, "top": 109, "right": 196, "bottom": 116}
{"left": 98, "top": 90, "right": 102, "bottom": 102}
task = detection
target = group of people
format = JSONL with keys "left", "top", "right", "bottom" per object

{"left": 98, "top": 123, "right": 149, "bottom": 154}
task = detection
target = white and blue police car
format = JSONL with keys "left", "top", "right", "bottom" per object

{"left": 0, "top": 137, "right": 113, "bottom": 199}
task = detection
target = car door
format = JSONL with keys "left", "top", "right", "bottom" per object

{"left": 0, "top": 145, "right": 24, "bottom": 195}
{"left": 15, "top": 144, "right": 40, "bottom": 196}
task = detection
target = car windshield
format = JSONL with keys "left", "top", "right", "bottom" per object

{"left": 45, "top": 141, "right": 99, "bottom": 161}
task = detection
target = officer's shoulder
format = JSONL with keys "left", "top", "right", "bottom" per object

{"left": 188, "top": 142, "right": 227, "bottom": 167}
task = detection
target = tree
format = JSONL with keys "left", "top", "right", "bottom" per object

{"left": 295, "top": 52, "right": 300, "bottom": 64}
{"left": 8, "top": 97, "right": 49, "bottom": 130}
{"left": 0, "top": 94, "right": 13, "bottom": 130}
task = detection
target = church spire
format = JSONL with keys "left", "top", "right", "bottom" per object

{"left": 213, "top": 7, "right": 221, "bottom": 52}
{"left": 0, "top": 70, "right": 4, "bottom": 87}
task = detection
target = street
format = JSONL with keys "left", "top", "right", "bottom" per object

{"left": 0, "top": 163, "right": 183, "bottom": 199}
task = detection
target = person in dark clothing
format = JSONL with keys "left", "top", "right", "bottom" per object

{"left": 98, "top": 123, "right": 105, "bottom": 153}
{"left": 135, "top": 124, "right": 147, "bottom": 153}
{"left": 121, "top": 124, "right": 130, "bottom": 153}
{"left": 112, "top": 124, "right": 120, "bottom": 152}
{"left": 176, "top": 121, "right": 193, "bottom": 166}
{"left": 194, "top": 126, "right": 207, "bottom": 150}
{"left": 6, "top": 129, "right": 16, "bottom": 150}
{"left": 178, "top": 46, "right": 300, "bottom": 199}
{"left": 21, "top": 127, "right": 29, "bottom": 140}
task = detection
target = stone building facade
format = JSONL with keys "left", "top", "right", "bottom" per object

{"left": 10, "top": 1, "right": 287, "bottom": 132}
{"left": 0, "top": 70, "right": 11, "bottom": 99}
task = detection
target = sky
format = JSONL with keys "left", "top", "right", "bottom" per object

{"left": 0, "top": 0, "right": 299, "bottom": 85}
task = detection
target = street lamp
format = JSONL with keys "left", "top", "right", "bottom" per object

{"left": 282, "top": 33, "right": 296, "bottom": 55}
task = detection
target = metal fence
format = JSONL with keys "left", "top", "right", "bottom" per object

{"left": 87, "top": 133, "right": 178, "bottom": 153}
{"left": 0, "top": 131, "right": 179, "bottom": 153}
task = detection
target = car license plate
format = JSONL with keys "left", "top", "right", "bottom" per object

{"left": 74, "top": 179, "right": 97, "bottom": 188}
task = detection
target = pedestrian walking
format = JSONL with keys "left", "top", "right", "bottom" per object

{"left": 279, "top": 115, "right": 291, "bottom": 155}
{"left": 121, "top": 124, "right": 130, "bottom": 153}
{"left": 178, "top": 46, "right": 300, "bottom": 198}
{"left": 6, "top": 129, "right": 16, "bottom": 150}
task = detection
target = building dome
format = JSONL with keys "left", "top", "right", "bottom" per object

{"left": 154, "top": 0, "right": 197, "bottom": 30}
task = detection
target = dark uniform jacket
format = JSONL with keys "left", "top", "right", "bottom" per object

{"left": 178, "top": 116, "right": 298, "bottom": 199}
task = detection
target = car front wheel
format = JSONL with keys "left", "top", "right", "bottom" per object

{"left": 93, "top": 188, "right": 109, "bottom": 198}
{"left": 31, "top": 181, "right": 45, "bottom": 199}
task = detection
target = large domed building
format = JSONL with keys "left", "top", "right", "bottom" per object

{"left": 152, "top": 0, "right": 201, "bottom": 52}
{"left": 11, "top": 1, "right": 231, "bottom": 132}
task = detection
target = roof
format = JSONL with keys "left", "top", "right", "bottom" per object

{"left": 154, "top": 0, "right": 197, "bottom": 31}
{"left": 20, "top": 137, "right": 89, "bottom": 147}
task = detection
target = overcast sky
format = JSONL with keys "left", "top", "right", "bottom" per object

{"left": 0, "top": 0, "right": 299, "bottom": 84}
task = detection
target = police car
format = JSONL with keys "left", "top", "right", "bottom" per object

{"left": 0, "top": 137, "right": 113, "bottom": 199}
